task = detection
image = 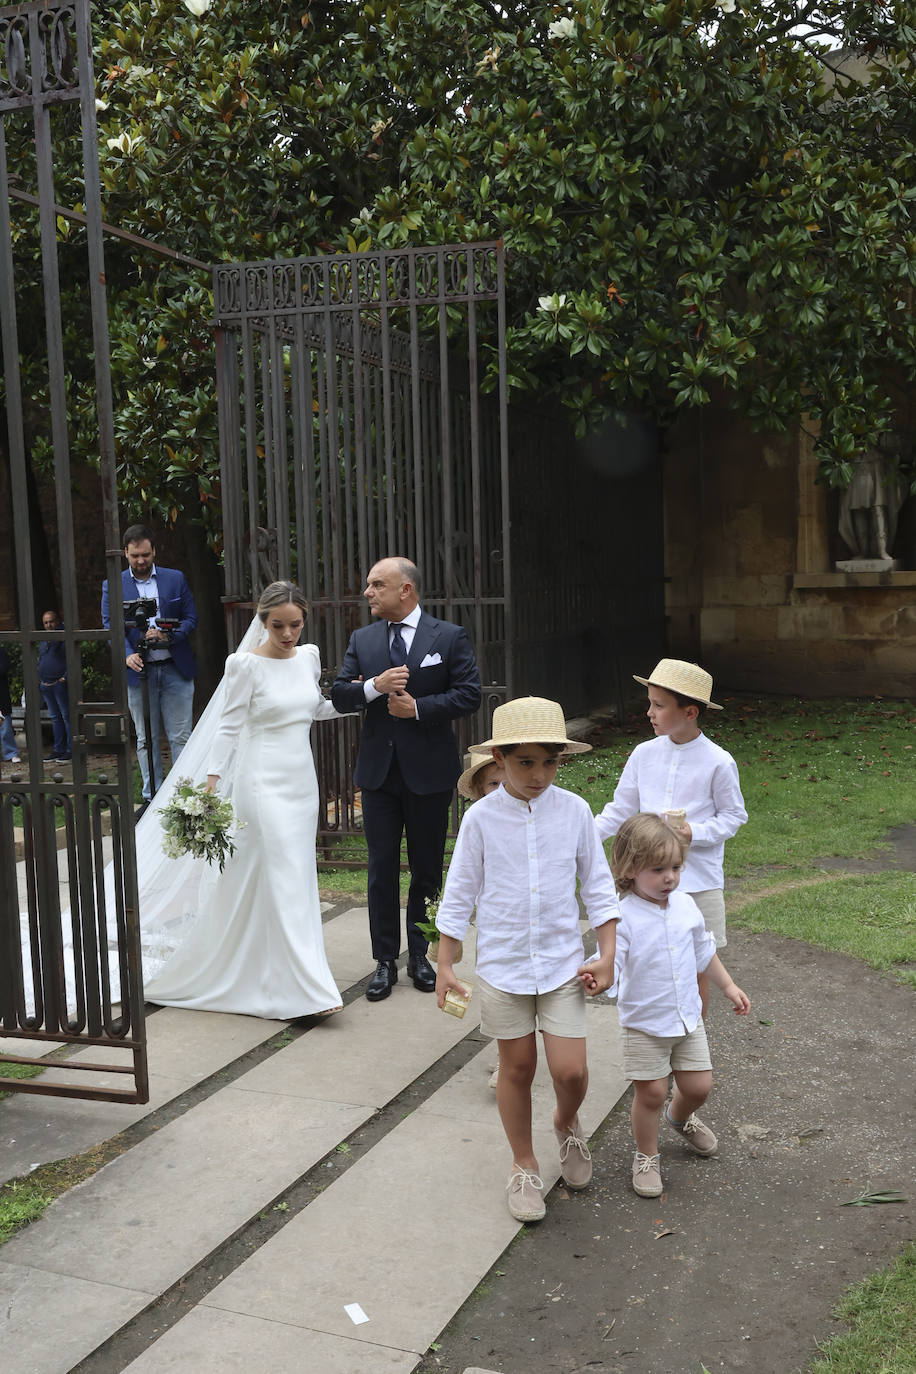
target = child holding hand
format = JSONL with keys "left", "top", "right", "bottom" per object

{"left": 610, "top": 813, "right": 750, "bottom": 1199}
{"left": 435, "top": 697, "right": 619, "bottom": 1223}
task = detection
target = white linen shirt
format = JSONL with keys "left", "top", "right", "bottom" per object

{"left": 595, "top": 732, "right": 747, "bottom": 892}
{"left": 435, "top": 783, "right": 619, "bottom": 995}
{"left": 614, "top": 889, "right": 717, "bottom": 1036}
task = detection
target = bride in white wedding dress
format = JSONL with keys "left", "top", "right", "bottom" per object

{"left": 141, "top": 581, "right": 344, "bottom": 1019}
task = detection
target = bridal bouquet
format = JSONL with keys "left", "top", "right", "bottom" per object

{"left": 416, "top": 894, "right": 463, "bottom": 964}
{"left": 159, "top": 778, "right": 241, "bottom": 872}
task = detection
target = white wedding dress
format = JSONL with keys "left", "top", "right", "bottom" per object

{"left": 142, "top": 644, "right": 343, "bottom": 1018}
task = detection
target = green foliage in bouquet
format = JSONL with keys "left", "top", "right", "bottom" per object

{"left": 415, "top": 894, "right": 441, "bottom": 945}
{"left": 159, "top": 778, "right": 240, "bottom": 872}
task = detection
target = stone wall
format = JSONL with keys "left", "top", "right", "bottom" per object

{"left": 663, "top": 410, "right": 916, "bottom": 698}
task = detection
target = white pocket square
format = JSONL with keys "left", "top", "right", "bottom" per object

{"left": 419, "top": 652, "right": 442, "bottom": 668}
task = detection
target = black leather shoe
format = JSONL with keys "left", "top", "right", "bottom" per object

{"left": 406, "top": 953, "right": 436, "bottom": 992}
{"left": 366, "top": 960, "right": 398, "bottom": 1001}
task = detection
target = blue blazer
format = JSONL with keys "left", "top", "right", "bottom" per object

{"left": 331, "top": 611, "right": 481, "bottom": 794}
{"left": 101, "top": 566, "right": 197, "bottom": 683}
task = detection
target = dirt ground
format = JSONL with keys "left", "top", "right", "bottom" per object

{"left": 416, "top": 844, "right": 916, "bottom": 1374}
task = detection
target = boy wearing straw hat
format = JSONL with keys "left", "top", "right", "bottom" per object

{"left": 595, "top": 659, "right": 747, "bottom": 1014}
{"left": 435, "top": 697, "right": 620, "bottom": 1223}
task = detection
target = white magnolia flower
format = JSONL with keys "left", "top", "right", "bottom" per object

{"left": 183, "top": 0, "right": 212, "bottom": 15}
{"left": 547, "top": 17, "right": 577, "bottom": 40}
{"left": 718, "top": 0, "right": 737, "bottom": 11}
{"left": 358, "top": 207, "right": 372, "bottom": 223}
{"left": 95, "top": 98, "right": 109, "bottom": 112}
{"left": 106, "top": 131, "right": 142, "bottom": 155}
{"left": 538, "top": 292, "right": 567, "bottom": 312}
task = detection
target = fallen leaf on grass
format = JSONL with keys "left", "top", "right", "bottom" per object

{"left": 841, "top": 1188, "right": 907, "bottom": 1207}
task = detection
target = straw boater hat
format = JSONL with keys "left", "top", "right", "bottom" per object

{"left": 632, "top": 658, "right": 722, "bottom": 710}
{"left": 457, "top": 751, "right": 501, "bottom": 800}
{"left": 469, "top": 697, "right": 592, "bottom": 755}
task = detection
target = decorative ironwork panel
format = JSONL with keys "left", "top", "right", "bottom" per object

{"left": 0, "top": 0, "right": 147, "bottom": 1102}
{"left": 214, "top": 243, "right": 510, "bottom": 842}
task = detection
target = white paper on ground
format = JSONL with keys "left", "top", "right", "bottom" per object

{"left": 344, "top": 1302, "right": 370, "bottom": 1325}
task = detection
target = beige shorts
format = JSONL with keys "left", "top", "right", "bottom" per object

{"left": 690, "top": 888, "right": 726, "bottom": 947}
{"left": 622, "top": 1022, "right": 712, "bottom": 1080}
{"left": 478, "top": 975, "right": 587, "bottom": 1041}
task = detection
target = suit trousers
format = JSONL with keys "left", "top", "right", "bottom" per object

{"left": 361, "top": 755, "right": 453, "bottom": 962}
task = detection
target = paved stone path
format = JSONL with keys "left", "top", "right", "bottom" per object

{"left": 0, "top": 896, "right": 626, "bottom": 1374}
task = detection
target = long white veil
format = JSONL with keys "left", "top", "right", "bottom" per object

{"left": 16, "top": 615, "right": 266, "bottom": 1010}
{"left": 127, "top": 613, "right": 266, "bottom": 981}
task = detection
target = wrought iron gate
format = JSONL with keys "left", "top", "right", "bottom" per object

{"left": 0, "top": 0, "right": 147, "bottom": 1101}
{"left": 213, "top": 243, "right": 511, "bottom": 841}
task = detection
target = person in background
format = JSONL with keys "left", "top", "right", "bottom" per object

{"left": 101, "top": 524, "right": 197, "bottom": 802}
{"left": 0, "top": 644, "right": 20, "bottom": 764}
{"left": 38, "top": 610, "right": 71, "bottom": 764}
{"left": 595, "top": 658, "right": 746, "bottom": 1016}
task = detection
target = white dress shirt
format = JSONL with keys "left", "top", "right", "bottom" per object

{"left": 614, "top": 889, "right": 717, "bottom": 1036}
{"left": 595, "top": 732, "right": 747, "bottom": 892}
{"left": 436, "top": 782, "right": 619, "bottom": 994}
{"left": 362, "top": 604, "right": 422, "bottom": 705}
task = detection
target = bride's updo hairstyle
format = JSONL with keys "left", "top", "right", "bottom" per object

{"left": 256, "top": 581, "right": 310, "bottom": 623}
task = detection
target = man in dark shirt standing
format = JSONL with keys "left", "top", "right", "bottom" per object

{"left": 38, "top": 609, "right": 71, "bottom": 763}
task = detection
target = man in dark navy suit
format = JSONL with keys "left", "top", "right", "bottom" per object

{"left": 332, "top": 557, "right": 481, "bottom": 1001}
{"left": 101, "top": 524, "right": 197, "bottom": 801}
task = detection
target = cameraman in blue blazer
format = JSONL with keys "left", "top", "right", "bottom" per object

{"left": 332, "top": 557, "right": 481, "bottom": 1001}
{"left": 101, "top": 524, "right": 197, "bottom": 802}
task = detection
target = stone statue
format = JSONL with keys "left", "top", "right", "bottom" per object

{"left": 837, "top": 449, "right": 903, "bottom": 570}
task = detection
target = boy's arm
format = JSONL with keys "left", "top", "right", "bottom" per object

{"left": 435, "top": 935, "right": 470, "bottom": 1007}
{"left": 433, "top": 816, "right": 482, "bottom": 1005}
{"left": 702, "top": 953, "right": 750, "bottom": 1014}
{"left": 594, "top": 751, "right": 640, "bottom": 841}
{"left": 578, "top": 915, "right": 618, "bottom": 996}
{"left": 685, "top": 758, "right": 747, "bottom": 848}
{"left": 576, "top": 805, "right": 620, "bottom": 994}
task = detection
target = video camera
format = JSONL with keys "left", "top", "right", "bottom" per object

{"left": 123, "top": 597, "right": 158, "bottom": 631}
{"left": 123, "top": 598, "right": 178, "bottom": 652}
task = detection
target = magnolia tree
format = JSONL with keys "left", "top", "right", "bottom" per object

{"left": 8, "top": 0, "right": 916, "bottom": 537}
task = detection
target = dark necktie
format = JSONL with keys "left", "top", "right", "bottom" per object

{"left": 389, "top": 622, "right": 408, "bottom": 667}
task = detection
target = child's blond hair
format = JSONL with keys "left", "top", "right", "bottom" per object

{"left": 611, "top": 813, "right": 688, "bottom": 894}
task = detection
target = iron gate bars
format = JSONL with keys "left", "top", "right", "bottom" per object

{"left": 0, "top": 0, "right": 147, "bottom": 1102}
{"left": 213, "top": 243, "right": 512, "bottom": 841}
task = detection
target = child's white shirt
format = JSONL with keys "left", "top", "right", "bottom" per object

{"left": 436, "top": 782, "right": 619, "bottom": 995}
{"left": 595, "top": 732, "right": 747, "bottom": 892}
{"left": 614, "top": 889, "right": 717, "bottom": 1036}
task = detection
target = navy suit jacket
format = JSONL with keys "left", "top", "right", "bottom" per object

{"left": 331, "top": 611, "right": 481, "bottom": 794}
{"left": 101, "top": 566, "right": 197, "bottom": 683}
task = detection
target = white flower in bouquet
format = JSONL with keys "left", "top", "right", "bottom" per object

{"left": 159, "top": 778, "right": 242, "bottom": 872}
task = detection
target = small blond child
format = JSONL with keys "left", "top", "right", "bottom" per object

{"left": 436, "top": 697, "right": 619, "bottom": 1224}
{"left": 596, "top": 659, "right": 747, "bottom": 1014}
{"left": 610, "top": 813, "right": 750, "bottom": 1199}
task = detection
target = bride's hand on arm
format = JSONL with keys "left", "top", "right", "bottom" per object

{"left": 205, "top": 774, "right": 219, "bottom": 794}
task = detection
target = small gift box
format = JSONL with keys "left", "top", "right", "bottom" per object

{"left": 442, "top": 981, "right": 472, "bottom": 1018}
